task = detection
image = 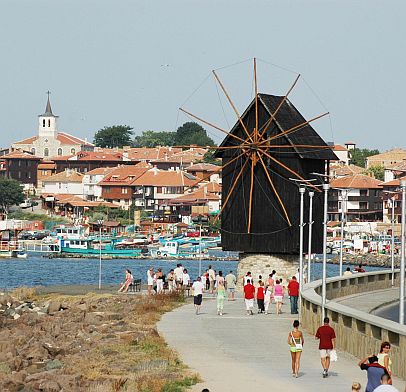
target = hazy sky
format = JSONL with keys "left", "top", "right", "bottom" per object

{"left": 1, "top": 0, "right": 405, "bottom": 150}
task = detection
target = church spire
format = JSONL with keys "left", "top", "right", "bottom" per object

{"left": 43, "top": 91, "right": 55, "bottom": 116}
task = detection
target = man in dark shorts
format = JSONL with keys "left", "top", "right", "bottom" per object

{"left": 192, "top": 276, "right": 204, "bottom": 315}
{"left": 315, "top": 317, "right": 336, "bottom": 378}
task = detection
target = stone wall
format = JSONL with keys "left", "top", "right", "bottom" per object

{"left": 237, "top": 253, "right": 299, "bottom": 288}
{"left": 301, "top": 271, "right": 406, "bottom": 380}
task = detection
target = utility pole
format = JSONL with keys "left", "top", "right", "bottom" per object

{"left": 399, "top": 179, "right": 406, "bottom": 324}
{"left": 307, "top": 191, "right": 314, "bottom": 283}
{"left": 322, "top": 183, "right": 330, "bottom": 321}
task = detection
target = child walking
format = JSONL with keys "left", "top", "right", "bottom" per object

{"left": 264, "top": 285, "right": 272, "bottom": 314}
{"left": 257, "top": 280, "right": 265, "bottom": 313}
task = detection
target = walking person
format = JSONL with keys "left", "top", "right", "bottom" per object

{"left": 167, "top": 269, "right": 176, "bottom": 292}
{"left": 377, "top": 342, "right": 393, "bottom": 382}
{"left": 287, "top": 319, "right": 304, "bottom": 378}
{"left": 358, "top": 355, "right": 389, "bottom": 392}
{"left": 264, "top": 285, "right": 272, "bottom": 314}
{"left": 174, "top": 263, "right": 184, "bottom": 289}
{"left": 147, "top": 267, "right": 155, "bottom": 295}
{"left": 216, "top": 281, "right": 226, "bottom": 315}
{"left": 216, "top": 270, "right": 225, "bottom": 287}
{"left": 225, "top": 270, "right": 236, "bottom": 301}
{"left": 267, "top": 271, "right": 276, "bottom": 288}
{"left": 208, "top": 265, "right": 216, "bottom": 294}
{"left": 192, "top": 277, "right": 204, "bottom": 315}
{"left": 182, "top": 268, "right": 190, "bottom": 289}
{"left": 256, "top": 281, "right": 265, "bottom": 313}
{"left": 243, "top": 279, "right": 255, "bottom": 315}
{"left": 287, "top": 276, "right": 299, "bottom": 314}
{"left": 243, "top": 271, "right": 253, "bottom": 286}
{"left": 273, "top": 279, "right": 284, "bottom": 315}
{"left": 156, "top": 267, "right": 164, "bottom": 294}
{"left": 315, "top": 317, "right": 336, "bottom": 378}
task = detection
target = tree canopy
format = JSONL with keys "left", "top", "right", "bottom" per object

{"left": 132, "top": 122, "right": 215, "bottom": 148}
{"left": 349, "top": 148, "right": 380, "bottom": 168}
{"left": 363, "top": 165, "right": 385, "bottom": 181}
{"left": 174, "top": 122, "right": 215, "bottom": 147}
{"left": 133, "top": 130, "right": 176, "bottom": 148}
{"left": 0, "top": 178, "right": 25, "bottom": 214}
{"left": 93, "top": 125, "right": 133, "bottom": 148}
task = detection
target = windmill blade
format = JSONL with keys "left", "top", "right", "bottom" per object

{"left": 214, "top": 155, "right": 250, "bottom": 223}
{"left": 247, "top": 152, "right": 256, "bottom": 233}
{"left": 261, "top": 150, "right": 321, "bottom": 192}
{"left": 212, "top": 70, "right": 254, "bottom": 143}
{"left": 258, "top": 74, "right": 301, "bottom": 140}
{"left": 179, "top": 107, "right": 248, "bottom": 145}
{"left": 257, "top": 153, "right": 292, "bottom": 226}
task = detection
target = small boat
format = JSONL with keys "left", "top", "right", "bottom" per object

{"left": 17, "top": 252, "right": 28, "bottom": 259}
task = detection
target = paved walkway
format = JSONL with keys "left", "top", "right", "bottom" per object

{"left": 158, "top": 295, "right": 406, "bottom": 392}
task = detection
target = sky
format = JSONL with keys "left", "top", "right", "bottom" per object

{"left": 0, "top": 0, "right": 405, "bottom": 150}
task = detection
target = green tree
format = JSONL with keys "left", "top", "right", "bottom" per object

{"left": 133, "top": 130, "right": 176, "bottom": 147}
{"left": 349, "top": 148, "right": 380, "bottom": 168}
{"left": 174, "top": 122, "right": 215, "bottom": 147}
{"left": 93, "top": 125, "right": 133, "bottom": 148}
{"left": 363, "top": 165, "right": 384, "bottom": 181}
{"left": 0, "top": 178, "right": 25, "bottom": 214}
{"left": 200, "top": 149, "right": 221, "bottom": 166}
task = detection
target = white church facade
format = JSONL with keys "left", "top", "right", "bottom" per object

{"left": 12, "top": 94, "right": 94, "bottom": 158}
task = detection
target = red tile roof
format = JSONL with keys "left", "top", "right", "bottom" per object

{"left": 171, "top": 184, "right": 220, "bottom": 203}
{"left": 13, "top": 136, "right": 39, "bottom": 144}
{"left": 85, "top": 167, "right": 115, "bottom": 176}
{"left": 330, "top": 174, "right": 382, "bottom": 189}
{"left": 2, "top": 151, "right": 41, "bottom": 160}
{"left": 332, "top": 144, "right": 348, "bottom": 152}
{"left": 380, "top": 176, "right": 406, "bottom": 187}
{"left": 42, "top": 170, "right": 83, "bottom": 183}
{"left": 56, "top": 132, "right": 93, "bottom": 146}
{"left": 127, "top": 147, "right": 182, "bottom": 161}
{"left": 151, "top": 149, "right": 207, "bottom": 164}
{"left": 98, "top": 166, "right": 149, "bottom": 186}
{"left": 132, "top": 169, "right": 199, "bottom": 187}
{"left": 330, "top": 163, "right": 364, "bottom": 177}
{"left": 186, "top": 163, "right": 221, "bottom": 172}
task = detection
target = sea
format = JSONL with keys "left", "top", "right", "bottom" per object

{"left": 0, "top": 253, "right": 387, "bottom": 290}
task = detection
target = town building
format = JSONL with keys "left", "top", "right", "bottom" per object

{"left": 330, "top": 144, "right": 350, "bottom": 165}
{"left": 0, "top": 151, "right": 41, "bottom": 194}
{"left": 185, "top": 163, "right": 221, "bottom": 182}
{"left": 380, "top": 176, "right": 405, "bottom": 224}
{"left": 150, "top": 148, "right": 207, "bottom": 170}
{"left": 366, "top": 148, "right": 406, "bottom": 169}
{"left": 328, "top": 174, "right": 383, "bottom": 222}
{"left": 330, "top": 163, "right": 364, "bottom": 178}
{"left": 82, "top": 167, "right": 114, "bottom": 201}
{"left": 12, "top": 94, "right": 94, "bottom": 158}
{"left": 383, "top": 160, "right": 406, "bottom": 183}
{"left": 125, "top": 146, "right": 182, "bottom": 162}
{"left": 42, "top": 169, "right": 84, "bottom": 197}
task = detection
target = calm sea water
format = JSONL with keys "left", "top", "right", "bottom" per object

{"left": 0, "top": 254, "right": 386, "bottom": 289}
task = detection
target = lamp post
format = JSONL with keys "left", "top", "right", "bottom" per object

{"left": 307, "top": 191, "right": 314, "bottom": 283}
{"left": 97, "top": 219, "right": 104, "bottom": 290}
{"left": 298, "top": 187, "right": 305, "bottom": 320}
{"left": 321, "top": 182, "right": 330, "bottom": 321}
{"left": 400, "top": 180, "right": 406, "bottom": 324}
{"left": 198, "top": 224, "right": 202, "bottom": 277}
{"left": 339, "top": 189, "right": 348, "bottom": 276}
{"left": 389, "top": 197, "right": 396, "bottom": 286}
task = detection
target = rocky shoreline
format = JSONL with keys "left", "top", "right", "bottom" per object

{"left": 323, "top": 254, "right": 400, "bottom": 268}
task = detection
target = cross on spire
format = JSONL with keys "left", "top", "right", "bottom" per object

{"left": 44, "top": 90, "right": 53, "bottom": 115}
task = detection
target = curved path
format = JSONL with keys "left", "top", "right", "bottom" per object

{"left": 158, "top": 294, "right": 406, "bottom": 391}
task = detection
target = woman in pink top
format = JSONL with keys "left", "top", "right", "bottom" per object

{"left": 273, "top": 279, "right": 284, "bottom": 315}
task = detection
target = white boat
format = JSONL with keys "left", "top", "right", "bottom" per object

{"left": 16, "top": 252, "right": 28, "bottom": 259}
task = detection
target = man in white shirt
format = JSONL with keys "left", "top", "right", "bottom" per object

{"left": 208, "top": 265, "right": 216, "bottom": 294}
{"left": 174, "top": 263, "right": 184, "bottom": 288}
{"left": 225, "top": 270, "right": 237, "bottom": 301}
{"left": 192, "top": 277, "right": 204, "bottom": 314}
{"left": 343, "top": 267, "right": 353, "bottom": 277}
{"left": 182, "top": 268, "right": 190, "bottom": 287}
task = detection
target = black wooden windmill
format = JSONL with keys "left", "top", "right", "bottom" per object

{"left": 179, "top": 59, "right": 337, "bottom": 254}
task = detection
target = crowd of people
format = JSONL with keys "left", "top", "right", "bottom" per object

{"left": 117, "top": 265, "right": 402, "bottom": 390}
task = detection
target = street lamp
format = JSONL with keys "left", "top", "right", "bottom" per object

{"left": 321, "top": 182, "right": 330, "bottom": 320}
{"left": 399, "top": 179, "right": 406, "bottom": 325}
{"left": 97, "top": 219, "right": 104, "bottom": 290}
{"left": 338, "top": 189, "right": 348, "bottom": 276}
{"left": 307, "top": 191, "right": 314, "bottom": 283}
{"left": 385, "top": 191, "right": 398, "bottom": 287}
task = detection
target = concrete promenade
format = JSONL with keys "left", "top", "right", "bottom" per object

{"left": 158, "top": 294, "right": 406, "bottom": 392}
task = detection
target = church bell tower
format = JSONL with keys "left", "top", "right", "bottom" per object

{"left": 38, "top": 91, "right": 58, "bottom": 137}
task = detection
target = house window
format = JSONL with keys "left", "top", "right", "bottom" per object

{"left": 44, "top": 148, "right": 49, "bottom": 157}
{"left": 105, "top": 186, "right": 110, "bottom": 192}
{"left": 42, "top": 170, "right": 47, "bottom": 175}
{"left": 18, "top": 160, "right": 21, "bottom": 167}
{"left": 58, "top": 183, "right": 62, "bottom": 189}
{"left": 360, "top": 189, "right": 368, "bottom": 197}
{"left": 359, "top": 202, "right": 368, "bottom": 210}
{"left": 122, "top": 187, "right": 128, "bottom": 194}
{"left": 43, "top": 119, "right": 46, "bottom": 127}
{"left": 31, "top": 148, "right": 36, "bottom": 155}
{"left": 48, "top": 119, "right": 51, "bottom": 127}
{"left": 157, "top": 187, "right": 163, "bottom": 193}
{"left": 18, "top": 171, "right": 21, "bottom": 178}
{"left": 71, "top": 148, "right": 76, "bottom": 155}
{"left": 57, "top": 148, "right": 63, "bottom": 156}
{"left": 27, "top": 160, "right": 31, "bottom": 166}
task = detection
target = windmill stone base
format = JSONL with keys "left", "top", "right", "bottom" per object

{"left": 237, "top": 253, "right": 299, "bottom": 289}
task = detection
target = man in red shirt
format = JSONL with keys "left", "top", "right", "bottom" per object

{"left": 287, "top": 276, "right": 300, "bottom": 314}
{"left": 315, "top": 317, "right": 336, "bottom": 378}
{"left": 243, "top": 279, "right": 255, "bottom": 315}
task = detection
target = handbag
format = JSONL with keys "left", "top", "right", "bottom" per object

{"left": 330, "top": 349, "right": 338, "bottom": 362}
{"left": 291, "top": 333, "right": 303, "bottom": 350}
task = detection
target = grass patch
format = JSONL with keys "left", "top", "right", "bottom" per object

{"left": 10, "top": 286, "right": 38, "bottom": 301}
{"left": 162, "top": 375, "right": 200, "bottom": 392}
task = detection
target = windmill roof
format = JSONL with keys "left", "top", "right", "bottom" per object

{"left": 216, "top": 94, "right": 337, "bottom": 161}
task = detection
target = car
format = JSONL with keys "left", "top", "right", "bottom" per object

{"left": 19, "top": 199, "right": 32, "bottom": 209}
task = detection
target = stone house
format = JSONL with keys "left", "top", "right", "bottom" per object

{"left": 42, "top": 169, "right": 84, "bottom": 197}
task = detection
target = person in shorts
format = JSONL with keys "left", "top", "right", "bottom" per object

{"left": 243, "top": 279, "right": 255, "bottom": 315}
{"left": 192, "top": 277, "right": 204, "bottom": 315}
{"left": 225, "top": 270, "right": 236, "bottom": 301}
{"left": 315, "top": 317, "right": 336, "bottom": 378}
